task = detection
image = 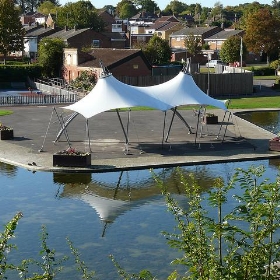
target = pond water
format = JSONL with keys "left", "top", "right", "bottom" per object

{"left": 236, "top": 110, "right": 280, "bottom": 135}
{"left": 1, "top": 110, "right": 280, "bottom": 279}
{"left": 1, "top": 158, "right": 280, "bottom": 279}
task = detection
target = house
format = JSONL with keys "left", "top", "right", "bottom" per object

{"left": 20, "top": 12, "right": 47, "bottom": 26}
{"left": 23, "top": 25, "right": 61, "bottom": 59}
{"left": 128, "top": 15, "right": 183, "bottom": 48}
{"left": 45, "top": 27, "right": 126, "bottom": 50}
{"left": 204, "top": 29, "right": 244, "bottom": 51}
{"left": 98, "top": 10, "right": 118, "bottom": 32}
{"left": 63, "top": 48, "right": 152, "bottom": 82}
{"left": 170, "top": 26, "right": 222, "bottom": 50}
{"left": 153, "top": 21, "right": 184, "bottom": 40}
{"left": 145, "top": 15, "right": 183, "bottom": 40}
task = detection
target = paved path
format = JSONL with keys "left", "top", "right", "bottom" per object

{"left": 0, "top": 105, "right": 279, "bottom": 173}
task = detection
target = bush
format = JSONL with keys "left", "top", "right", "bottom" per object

{"left": 250, "top": 66, "right": 275, "bottom": 76}
{"left": 0, "top": 65, "right": 42, "bottom": 83}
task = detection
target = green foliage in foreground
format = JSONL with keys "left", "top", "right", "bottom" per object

{"left": 1, "top": 165, "right": 280, "bottom": 279}
{"left": 153, "top": 165, "right": 280, "bottom": 279}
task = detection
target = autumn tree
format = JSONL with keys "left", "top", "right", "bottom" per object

{"left": 0, "top": 0, "right": 24, "bottom": 64}
{"left": 184, "top": 33, "right": 202, "bottom": 56}
{"left": 141, "top": 35, "right": 172, "bottom": 65}
{"left": 243, "top": 8, "right": 280, "bottom": 64}
{"left": 219, "top": 35, "right": 247, "bottom": 64}
{"left": 37, "top": 38, "right": 66, "bottom": 77}
{"left": 56, "top": 1, "right": 105, "bottom": 31}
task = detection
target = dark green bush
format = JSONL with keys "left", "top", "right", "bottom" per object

{"left": 250, "top": 66, "right": 275, "bottom": 76}
{"left": 0, "top": 65, "right": 42, "bottom": 83}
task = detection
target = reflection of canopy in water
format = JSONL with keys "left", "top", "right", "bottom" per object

{"left": 58, "top": 169, "right": 190, "bottom": 236}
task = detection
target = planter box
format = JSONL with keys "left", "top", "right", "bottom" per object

{"left": 206, "top": 116, "right": 218, "bottom": 124}
{"left": 0, "top": 129, "right": 14, "bottom": 140}
{"left": 53, "top": 153, "right": 91, "bottom": 167}
{"left": 269, "top": 139, "right": 280, "bottom": 151}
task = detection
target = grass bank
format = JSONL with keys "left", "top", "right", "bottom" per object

{"left": 0, "top": 110, "right": 13, "bottom": 116}
{"left": 227, "top": 95, "right": 280, "bottom": 109}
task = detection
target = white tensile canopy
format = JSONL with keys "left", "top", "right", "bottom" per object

{"left": 63, "top": 74, "right": 172, "bottom": 119}
{"left": 46, "top": 69, "right": 231, "bottom": 152}
{"left": 63, "top": 70, "right": 228, "bottom": 118}
{"left": 139, "top": 71, "right": 228, "bottom": 110}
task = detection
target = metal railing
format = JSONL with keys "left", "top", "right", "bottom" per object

{"left": 0, "top": 94, "right": 77, "bottom": 106}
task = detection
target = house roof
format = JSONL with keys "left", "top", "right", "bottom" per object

{"left": 155, "top": 15, "right": 179, "bottom": 23}
{"left": 24, "top": 26, "right": 61, "bottom": 37}
{"left": 145, "top": 21, "right": 169, "bottom": 31}
{"left": 156, "top": 21, "right": 183, "bottom": 32}
{"left": 204, "top": 29, "right": 244, "bottom": 40}
{"left": 78, "top": 48, "right": 150, "bottom": 70}
{"left": 46, "top": 28, "right": 91, "bottom": 40}
{"left": 171, "top": 26, "right": 220, "bottom": 36}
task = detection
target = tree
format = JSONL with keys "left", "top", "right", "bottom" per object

{"left": 219, "top": 35, "right": 247, "bottom": 64}
{"left": 184, "top": 33, "right": 202, "bottom": 56}
{"left": 37, "top": 1, "right": 58, "bottom": 15}
{"left": 37, "top": 38, "right": 66, "bottom": 77}
{"left": 164, "top": 0, "right": 188, "bottom": 16}
{"left": 141, "top": 35, "right": 172, "bottom": 65}
{"left": 211, "top": 1, "right": 223, "bottom": 18}
{"left": 56, "top": 1, "right": 105, "bottom": 31}
{"left": 69, "top": 70, "right": 98, "bottom": 91}
{"left": 244, "top": 8, "right": 280, "bottom": 64}
{"left": 0, "top": 0, "right": 24, "bottom": 64}
{"left": 116, "top": 0, "right": 137, "bottom": 19}
{"left": 132, "top": 0, "right": 159, "bottom": 13}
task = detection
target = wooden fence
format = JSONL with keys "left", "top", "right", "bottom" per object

{"left": 0, "top": 94, "right": 77, "bottom": 106}
{"left": 116, "top": 72, "right": 254, "bottom": 97}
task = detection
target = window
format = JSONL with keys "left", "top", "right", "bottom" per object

{"left": 133, "top": 64, "right": 138, "bottom": 69}
{"left": 92, "top": 40, "right": 100, "bottom": 48}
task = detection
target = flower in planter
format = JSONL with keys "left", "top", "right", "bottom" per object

{"left": 271, "top": 137, "right": 280, "bottom": 142}
{"left": 206, "top": 113, "right": 217, "bottom": 117}
{"left": 0, "top": 123, "right": 12, "bottom": 131}
{"left": 55, "top": 147, "right": 90, "bottom": 156}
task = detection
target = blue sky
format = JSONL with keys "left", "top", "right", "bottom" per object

{"left": 60, "top": 0, "right": 273, "bottom": 9}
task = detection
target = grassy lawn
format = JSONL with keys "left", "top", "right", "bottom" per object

{"left": 227, "top": 96, "right": 280, "bottom": 109}
{"left": 0, "top": 110, "right": 13, "bottom": 116}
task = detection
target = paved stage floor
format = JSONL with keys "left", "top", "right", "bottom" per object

{"left": 0, "top": 105, "right": 278, "bottom": 172}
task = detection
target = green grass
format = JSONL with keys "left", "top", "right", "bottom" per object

{"left": 253, "top": 75, "right": 276, "bottom": 80}
{"left": 227, "top": 96, "right": 280, "bottom": 109}
{"left": 0, "top": 110, "right": 13, "bottom": 116}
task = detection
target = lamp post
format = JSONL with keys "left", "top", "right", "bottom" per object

{"left": 207, "top": 53, "right": 210, "bottom": 95}
{"left": 240, "top": 36, "right": 243, "bottom": 73}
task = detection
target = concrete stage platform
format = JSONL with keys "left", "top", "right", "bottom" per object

{"left": 0, "top": 105, "right": 278, "bottom": 173}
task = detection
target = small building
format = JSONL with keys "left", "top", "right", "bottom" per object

{"left": 46, "top": 27, "right": 127, "bottom": 50}
{"left": 204, "top": 29, "right": 244, "bottom": 51}
{"left": 170, "top": 26, "right": 222, "bottom": 49}
{"left": 24, "top": 25, "right": 61, "bottom": 59}
{"left": 63, "top": 48, "right": 151, "bottom": 82}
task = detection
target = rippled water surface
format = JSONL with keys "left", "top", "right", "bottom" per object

{"left": 1, "top": 157, "right": 280, "bottom": 279}
{"left": 236, "top": 110, "right": 280, "bottom": 134}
